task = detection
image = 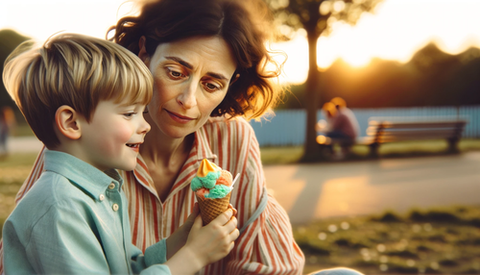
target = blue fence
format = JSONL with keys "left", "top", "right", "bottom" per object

{"left": 250, "top": 106, "right": 480, "bottom": 146}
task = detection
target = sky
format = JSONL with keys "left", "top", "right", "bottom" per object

{"left": 2, "top": 0, "right": 480, "bottom": 84}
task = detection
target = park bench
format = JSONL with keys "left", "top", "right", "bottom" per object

{"left": 317, "top": 117, "right": 468, "bottom": 158}
{"left": 362, "top": 117, "right": 468, "bottom": 157}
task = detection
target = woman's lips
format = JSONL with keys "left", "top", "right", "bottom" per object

{"left": 165, "top": 109, "right": 195, "bottom": 124}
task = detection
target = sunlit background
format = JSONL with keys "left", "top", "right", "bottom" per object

{"left": 2, "top": 0, "right": 480, "bottom": 84}
{"left": 2, "top": 3, "right": 480, "bottom": 272}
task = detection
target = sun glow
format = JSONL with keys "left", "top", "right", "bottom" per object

{"left": 277, "top": 0, "right": 480, "bottom": 82}
{"left": 315, "top": 0, "right": 480, "bottom": 70}
{"left": 271, "top": 31, "right": 309, "bottom": 85}
{"left": 2, "top": 0, "right": 480, "bottom": 85}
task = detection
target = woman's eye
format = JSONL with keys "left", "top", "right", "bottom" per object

{"left": 167, "top": 68, "right": 185, "bottom": 79}
{"left": 204, "top": 82, "right": 220, "bottom": 92}
{"left": 124, "top": 112, "right": 136, "bottom": 117}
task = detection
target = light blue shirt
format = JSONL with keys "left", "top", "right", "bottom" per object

{"left": 3, "top": 150, "right": 171, "bottom": 274}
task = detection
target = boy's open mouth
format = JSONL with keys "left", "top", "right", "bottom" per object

{"left": 126, "top": 143, "right": 139, "bottom": 148}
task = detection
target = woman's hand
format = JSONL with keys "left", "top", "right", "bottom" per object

{"left": 165, "top": 207, "right": 239, "bottom": 274}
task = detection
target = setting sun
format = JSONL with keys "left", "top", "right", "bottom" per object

{"left": 2, "top": 0, "right": 480, "bottom": 85}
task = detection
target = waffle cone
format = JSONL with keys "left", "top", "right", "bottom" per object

{"left": 196, "top": 192, "right": 232, "bottom": 225}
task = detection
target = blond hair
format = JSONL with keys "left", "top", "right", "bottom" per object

{"left": 3, "top": 33, "right": 153, "bottom": 149}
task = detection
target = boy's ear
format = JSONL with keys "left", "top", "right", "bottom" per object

{"left": 138, "top": 36, "right": 150, "bottom": 67}
{"left": 55, "top": 105, "right": 82, "bottom": 140}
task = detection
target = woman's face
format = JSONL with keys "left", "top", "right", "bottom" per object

{"left": 141, "top": 36, "right": 237, "bottom": 139}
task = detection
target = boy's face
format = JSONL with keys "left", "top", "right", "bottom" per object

{"left": 78, "top": 99, "right": 150, "bottom": 172}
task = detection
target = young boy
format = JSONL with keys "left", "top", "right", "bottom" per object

{"left": 2, "top": 33, "right": 238, "bottom": 274}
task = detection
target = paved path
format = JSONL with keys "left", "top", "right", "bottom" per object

{"left": 7, "top": 136, "right": 480, "bottom": 225}
{"left": 264, "top": 152, "right": 480, "bottom": 224}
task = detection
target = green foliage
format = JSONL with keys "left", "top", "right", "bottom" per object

{"left": 0, "top": 153, "right": 38, "bottom": 238}
{"left": 0, "top": 29, "right": 29, "bottom": 106}
{"left": 0, "top": 29, "right": 30, "bottom": 125}
{"left": 260, "top": 139, "right": 480, "bottom": 165}
{"left": 278, "top": 44, "right": 480, "bottom": 109}
{"left": 370, "top": 211, "right": 404, "bottom": 223}
{"left": 260, "top": 146, "right": 304, "bottom": 164}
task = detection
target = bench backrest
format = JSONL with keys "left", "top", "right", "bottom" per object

{"left": 366, "top": 119, "right": 467, "bottom": 143}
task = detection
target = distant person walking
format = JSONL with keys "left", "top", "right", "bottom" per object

{"left": 0, "top": 106, "right": 16, "bottom": 156}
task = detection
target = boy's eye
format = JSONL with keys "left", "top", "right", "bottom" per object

{"left": 124, "top": 112, "right": 136, "bottom": 117}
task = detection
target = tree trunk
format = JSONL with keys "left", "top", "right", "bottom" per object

{"left": 301, "top": 28, "right": 321, "bottom": 162}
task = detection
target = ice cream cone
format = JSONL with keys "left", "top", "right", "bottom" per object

{"left": 196, "top": 192, "right": 232, "bottom": 225}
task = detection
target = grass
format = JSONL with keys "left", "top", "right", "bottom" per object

{"left": 10, "top": 123, "right": 35, "bottom": 137}
{"left": 0, "top": 153, "right": 38, "bottom": 238}
{"left": 260, "top": 139, "right": 480, "bottom": 165}
{"left": 2, "top": 140, "right": 480, "bottom": 274}
{"left": 298, "top": 206, "right": 480, "bottom": 274}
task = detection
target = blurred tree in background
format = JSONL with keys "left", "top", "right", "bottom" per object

{"left": 265, "top": 0, "right": 383, "bottom": 161}
{"left": 0, "top": 29, "right": 29, "bottom": 120}
{"left": 279, "top": 43, "right": 480, "bottom": 109}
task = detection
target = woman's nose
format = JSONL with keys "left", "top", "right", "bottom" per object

{"left": 176, "top": 83, "right": 198, "bottom": 109}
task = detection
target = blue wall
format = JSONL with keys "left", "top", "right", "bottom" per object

{"left": 250, "top": 106, "right": 480, "bottom": 146}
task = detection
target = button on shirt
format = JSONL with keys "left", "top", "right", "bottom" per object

{"left": 2, "top": 150, "right": 170, "bottom": 274}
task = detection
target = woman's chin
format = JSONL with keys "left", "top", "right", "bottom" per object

{"left": 158, "top": 124, "right": 199, "bottom": 140}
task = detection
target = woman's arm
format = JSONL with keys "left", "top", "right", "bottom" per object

{"left": 218, "top": 119, "right": 305, "bottom": 275}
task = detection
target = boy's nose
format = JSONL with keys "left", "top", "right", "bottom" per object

{"left": 139, "top": 117, "right": 151, "bottom": 134}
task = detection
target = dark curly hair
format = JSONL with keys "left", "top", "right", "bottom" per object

{"left": 108, "top": 0, "right": 285, "bottom": 119}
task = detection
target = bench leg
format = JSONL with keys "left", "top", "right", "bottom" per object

{"left": 340, "top": 143, "right": 354, "bottom": 158}
{"left": 447, "top": 138, "right": 460, "bottom": 153}
{"left": 369, "top": 143, "right": 379, "bottom": 158}
{"left": 318, "top": 144, "right": 334, "bottom": 159}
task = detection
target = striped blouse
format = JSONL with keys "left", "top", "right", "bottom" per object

{"left": 0, "top": 117, "right": 305, "bottom": 275}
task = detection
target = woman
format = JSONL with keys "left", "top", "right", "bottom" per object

{"left": 1, "top": 0, "right": 363, "bottom": 274}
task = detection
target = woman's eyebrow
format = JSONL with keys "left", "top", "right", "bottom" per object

{"left": 165, "top": 56, "right": 229, "bottom": 81}
{"left": 165, "top": 56, "right": 193, "bottom": 69}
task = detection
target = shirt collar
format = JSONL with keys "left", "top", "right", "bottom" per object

{"left": 44, "top": 150, "right": 123, "bottom": 201}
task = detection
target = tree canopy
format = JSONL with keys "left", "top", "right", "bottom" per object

{"left": 0, "top": 29, "right": 30, "bottom": 110}
{"left": 280, "top": 43, "right": 480, "bottom": 109}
